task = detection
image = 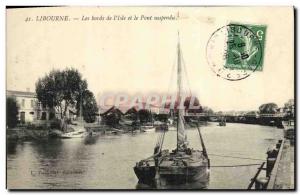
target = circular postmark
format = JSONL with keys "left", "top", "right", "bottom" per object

{"left": 206, "top": 24, "right": 263, "bottom": 81}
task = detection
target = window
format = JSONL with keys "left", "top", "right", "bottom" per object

{"left": 21, "top": 99, "right": 25, "bottom": 108}
{"left": 31, "top": 100, "right": 34, "bottom": 108}
{"left": 20, "top": 112, "right": 25, "bottom": 124}
{"left": 49, "top": 112, "right": 55, "bottom": 120}
{"left": 37, "top": 111, "right": 41, "bottom": 119}
{"left": 37, "top": 102, "right": 41, "bottom": 109}
{"left": 41, "top": 112, "right": 47, "bottom": 120}
{"left": 29, "top": 112, "right": 34, "bottom": 115}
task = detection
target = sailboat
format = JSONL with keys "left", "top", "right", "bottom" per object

{"left": 218, "top": 116, "right": 226, "bottom": 126}
{"left": 59, "top": 92, "right": 87, "bottom": 139}
{"left": 134, "top": 33, "right": 210, "bottom": 184}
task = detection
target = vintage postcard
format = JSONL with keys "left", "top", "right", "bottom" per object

{"left": 6, "top": 6, "right": 295, "bottom": 190}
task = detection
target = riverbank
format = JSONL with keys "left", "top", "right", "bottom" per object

{"left": 7, "top": 128, "right": 50, "bottom": 141}
{"left": 268, "top": 139, "right": 294, "bottom": 189}
{"left": 6, "top": 124, "right": 145, "bottom": 141}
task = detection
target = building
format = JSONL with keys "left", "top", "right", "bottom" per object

{"left": 7, "top": 89, "right": 50, "bottom": 124}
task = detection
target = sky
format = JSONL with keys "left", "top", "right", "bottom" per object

{"left": 6, "top": 7, "right": 294, "bottom": 111}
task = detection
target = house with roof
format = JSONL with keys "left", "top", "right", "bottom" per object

{"left": 99, "top": 106, "right": 124, "bottom": 126}
{"left": 7, "top": 89, "right": 51, "bottom": 124}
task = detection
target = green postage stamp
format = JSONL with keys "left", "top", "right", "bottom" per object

{"left": 224, "top": 23, "right": 267, "bottom": 71}
{"left": 206, "top": 23, "right": 267, "bottom": 81}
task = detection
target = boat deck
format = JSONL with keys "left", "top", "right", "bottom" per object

{"left": 159, "top": 150, "right": 208, "bottom": 168}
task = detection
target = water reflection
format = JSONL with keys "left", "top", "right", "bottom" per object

{"left": 83, "top": 135, "right": 101, "bottom": 145}
{"left": 7, "top": 141, "right": 19, "bottom": 155}
{"left": 136, "top": 173, "right": 210, "bottom": 189}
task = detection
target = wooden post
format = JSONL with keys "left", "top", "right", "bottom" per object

{"left": 266, "top": 139, "right": 286, "bottom": 189}
{"left": 196, "top": 123, "right": 208, "bottom": 159}
{"left": 266, "top": 157, "right": 276, "bottom": 177}
{"left": 276, "top": 143, "right": 281, "bottom": 149}
{"left": 255, "top": 177, "right": 269, "bottom": 189}
{"left": 247, "top": 162, "right": 265, "bottom": 190}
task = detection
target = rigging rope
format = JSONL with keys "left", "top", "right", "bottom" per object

{"left": 155, "top": 133, "right": 163, "bottom": 147}
{"left": 210, "top": 163, "right": 262, "bottom": 168}
{"left": 208, "top": 153, "right": 265, "bottom": 161}
{"left": 166, "top": 41, "right": 192, "bottom": 98}
{"left": 180, "top": 49, "right": 192, "bottom": 96}
{"left": 166, "top": 54, "right": 176, "bottom": 96}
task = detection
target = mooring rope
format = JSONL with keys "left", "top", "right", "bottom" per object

{"left": 210, "top": 163, "right": 262, "bottom": 168}
{"left": 208, "top": 153, "right": 265, "bottom": 161}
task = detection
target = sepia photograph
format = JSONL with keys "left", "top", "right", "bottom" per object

{"left": 6, "top": 6, "right": 295, "bottom": 190}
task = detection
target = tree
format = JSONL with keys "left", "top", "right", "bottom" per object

{"left": 284, "top": 99, "right": 294, "bottom": 110}
{"left": 35, "top": 68, "right": 87, "bottom": 118}
{"left": 7, "top": 97, "right": 19, "bottom": 128}
{"left": 245, "top": 111, "right": 258, "bottom": 115}
{"left": 283, "top": 99, "right": 294, "bottom": 118}
{"left": 76, "top": 90, "right": 98, "bottom": 123}
{"left": 202, "top": 106, "right": 214, "bottom": 115}
{"left": 259, "top": 103, "right": 278, "bottom": 114}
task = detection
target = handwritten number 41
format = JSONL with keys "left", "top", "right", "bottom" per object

{"left": 25, "top": 17, "right": 32, "bottom": 22}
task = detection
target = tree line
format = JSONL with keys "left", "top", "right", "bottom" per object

{"left": 6, "top": 67, "right": 294, "bottom": 128}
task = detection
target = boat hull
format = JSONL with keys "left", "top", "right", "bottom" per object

{"left": 159, "top": 164, "right": 209, "bottom": 183}
{"left": 155, "top": 125, "right": 168, "bottom": 132}
{"left": 134, "top": 165, "right": 156, "bottom": 183}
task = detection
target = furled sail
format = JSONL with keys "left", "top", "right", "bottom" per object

{"left": 177, "top": 33, "right": 188, "bottom": 151}
{"left": 177, "top": 108, "right": 187, "bottom": 150}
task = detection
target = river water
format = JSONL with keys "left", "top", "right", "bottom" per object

{"left": 7, "top": 123, "right": 283, "bottom": 189}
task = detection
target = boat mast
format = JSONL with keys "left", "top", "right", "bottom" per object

{"left": 176, "top": 31, "right": 181, "bottom": 150}
{"left": 176, "top": 32, "right": 187, "bottom": 151}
